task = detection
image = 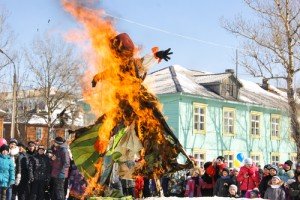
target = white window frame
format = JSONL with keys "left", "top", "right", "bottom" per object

{"left": 36, "top": 127, "right": 43, "bottom": 140}
{"left": 223, "top": 107, "right": 235, "bottom": 135}
{"left": 271, "top": 114, "right": 280, "bottom": 139}
{"left": 192, "top": 149, "right": 206, "bottom": 167}
{"left": 250, "top": 152, "right": 262, "bottom": 166}
{"left": 223, "top": 151, "right": 234, "bottom": 168}
{"left": 271, "top": 152, "right": 280, "bottom": 166}
{"left": 193, "top": 103, "right": 207, "bottom": 134}
{"left": 250, "top": 111, "right": 261, "bottom": 138}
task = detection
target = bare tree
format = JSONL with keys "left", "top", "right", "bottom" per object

{"left": 25, "top": 35, "right": 83, "bottom": 146}
{"left": 222, "top": 0, "right": 300, "bottom": 159}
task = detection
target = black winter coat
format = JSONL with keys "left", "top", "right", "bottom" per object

{"left": 18, "top": 152, "right": 30, "bottom": 182}
{"left": 289, "top": 181, "right": 300, "bottom": 200}
{"left": 29, "top": 154, "right": 51, "bottom": 182}
{"left": 258, "top": 175, "right": 272, "bottom": 197}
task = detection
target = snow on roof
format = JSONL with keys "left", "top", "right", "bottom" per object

{"left": 28, "top": 114, "right": 46, "bottom": 124}
{"left": 146, "top": 65, "right": 289, "bottom": 110}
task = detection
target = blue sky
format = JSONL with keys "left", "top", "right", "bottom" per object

{"left": 1, "top": 0, "right": 255, "bottom": 79}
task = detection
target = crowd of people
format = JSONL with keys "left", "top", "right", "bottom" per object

{"left": 159, "top": 156, "right": 300, "bottom": 200}
{"left": 0, "top": 137, "right": 86, "bottom": 200}
{"left": 2, "top": 137, "right": 300, "bottom": 200}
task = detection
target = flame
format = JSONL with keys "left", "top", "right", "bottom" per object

{"left": 62, "top": 0, "right": 184, "bottom": 197}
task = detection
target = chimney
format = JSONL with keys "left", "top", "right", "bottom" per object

{"left": 262, "top": 78, "right": 269, "bottom": 90}
{"left": 225, "top": 69, "right": 235, "bottom": 74}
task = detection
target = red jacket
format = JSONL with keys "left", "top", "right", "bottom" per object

{"left": 184, "top": 177, "right": 203, "bottom": 197}
{"left": 237, "top": 165, "right": 260, "bottom": 191}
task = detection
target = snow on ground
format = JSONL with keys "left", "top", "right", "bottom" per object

{"left": 145, "top": 197, "right": 262, "bottom": 200}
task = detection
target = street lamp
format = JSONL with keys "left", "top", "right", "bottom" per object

{"left": 0, "top": 49, "right": 17, "bottom": 139}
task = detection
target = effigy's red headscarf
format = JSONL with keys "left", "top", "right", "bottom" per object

{"left": 111, "top": 33, "right": 135, "bottom": 57}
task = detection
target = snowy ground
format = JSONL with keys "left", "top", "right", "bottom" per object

{"left": 145, "top": 197, "right": 263, "bottom": 200}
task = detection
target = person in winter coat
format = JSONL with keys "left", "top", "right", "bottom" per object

{"left": 236, "top": 158, "right": 260, "bottom": 197}
{"left": 213, "top": 168, "right": 234, "bottom": 197}
{"left": 184, "top": 168, "right": 203, "bottom": 197}
{"left": 50, "top": 137, "right": 70, "bottom": 200}
{"left": 264, "top": 175, "right": 286, "bottom": 200}
{"left": 227, "top": 184, "right": 239, "bottom": 198}
{"left": 7, "top": 138, "right": 21, "bottom": 200}
{"left": 29, "top": 145, "right": 51, "bottom": 200}
{"left": 0, "top": 145, "right": 15, "bottom": 200}
{"left": 206, "top": 156, "right": 227, "bottom": 187}
{"left": 279, "top": 160, "right": 295, "bottom": 183}
{"left": 26, "top": 141, "right": 36, "bottom": 157}
{"left": 68, "top": 160, "right": 87, "bottom": 200}
{"left": 201, "top": 162, "right": 214, "bottom": 196}
{"left": 16, "top": 143, "right": 30, "bottom": 200}
{"left": 258, "top": 164, "right": 274, "bottom": 197}
{"left": 289, "top": 173, "right": 300, "bottom": 200}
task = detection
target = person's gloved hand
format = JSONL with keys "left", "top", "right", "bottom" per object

{"left": 155, "top": 48, "right": 173, "bottom": 62}
{"left": 58, "top": 172, "right": 65, "bottom": 179}
{"left": 15, "top": 173, "right": 21, "bottom": 186}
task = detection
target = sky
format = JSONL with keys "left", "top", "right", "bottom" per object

{"left": 1, "top": 0, "right": 258, "bottom": 84}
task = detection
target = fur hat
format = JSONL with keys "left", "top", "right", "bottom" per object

{"left": 54, "top": 137, "right": 65, "bottom": 145}
{"left": 0, "top": 144, "right": 9, "bottom": 153}
{"left": 9, "top": 138, "right": 18, "bottom": 145}
{"left": 285, "top": 160, "right": 293, "bottom": 167}
{"left": 229, "top": 184, "right": 238, "bottom": 192}
{"left": 244, "top": 158, "right": 253, "bottom": 165}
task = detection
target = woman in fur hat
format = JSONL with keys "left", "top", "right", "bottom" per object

{"left": 264, "top": 176, "right": 286, "bottom": 200}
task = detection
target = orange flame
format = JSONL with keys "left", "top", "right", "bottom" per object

{"left": 62, "top": 0, "right": 188, "bottom": 197}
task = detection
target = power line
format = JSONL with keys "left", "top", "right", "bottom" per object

{"left": 104, "top": 13, "right": 240, "bottom": 51}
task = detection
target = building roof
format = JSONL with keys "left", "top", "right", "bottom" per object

{"left": 145, "top": 65, "right": 290, "bottom": 111}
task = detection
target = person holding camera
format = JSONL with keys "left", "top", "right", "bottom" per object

{"left": 237, "top": 158, "right": 260, "bottom": 197}
{"left": 279, "top": 160, "right": 295, "bottom": 183}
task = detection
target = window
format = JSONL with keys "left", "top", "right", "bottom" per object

{"left": 271, "top": 114, "right": 280, "bottom": 139}
{"left": 193, "top": 103, "right": 207, "bottom": 134}
{"left": 290, "top": 153, "right": 297, "bottom": 165}
{"left": 36, "top": 127, "right": 43, "bottom": 140}
{"left": 223, "top": 108, "right": 235, "bottom": 135}
{"left": 271, "top": 152, "right": 280, "bottom": 166}
{"left": 223, "top": 151, "right": 234, "bottom": 168}
{"left": 49, "top": 129, "right": 56, "bottom": 140}
{"left": 251, "top": 112, "right": 261, "bottom": 137}
{"left": 250, "top": 152, "right": 262, "bottom": 166}
{"left": 226, "top": 84, "right": 234, "bottom": 96}
{"left": 193, "top": 149, "right": 206, "bottom": 167}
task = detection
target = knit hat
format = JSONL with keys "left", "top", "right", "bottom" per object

{"left": 285, "top": 160, "right": 293, "bottom": 167}
{"left": 9, "top": 138, "right": 18, "bottom": 145}
{"left": 272, "top": 175, "right": 281, "bottom": 181}
{"left": 0, "top": 144, "right": 9, "bottom": 153}
{"left": 229, "top": 184, "right": 238, "bottom": 192}
{"left": 269, "top": 165, "right": 278, "bottom": 172}
{"left": 244, "top": 158, "right": 253, "bottom": 165}
{"left": 54, "top": 136, "right": 65, "bottom": 145}
{"left": 264, "top": 164, "right": 272, "bottom": 170}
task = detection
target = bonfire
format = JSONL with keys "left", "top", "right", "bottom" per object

{"left": 63, "top": 0, "right": 193, "bottom": 198}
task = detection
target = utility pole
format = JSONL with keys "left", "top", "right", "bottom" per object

{"left": 0, "top": 49, "right": 17, "bottom": 139}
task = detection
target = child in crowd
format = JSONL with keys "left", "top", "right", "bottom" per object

{"left": 228, "top": 184, "right": 239, "bottom": 198}
{"left": 264, "top": 176, "right": 286, "bottom": 200}
{"left": 213, "top": 168, "right": 234, "bottom": 197}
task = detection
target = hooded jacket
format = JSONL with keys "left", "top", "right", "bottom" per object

{"left": 237, "top": 165, "right": 260, "bottom": 191}
{"left": 0, "top": 154, "right": 15, "bottom": 187}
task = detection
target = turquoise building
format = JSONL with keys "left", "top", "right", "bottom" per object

{"left": 145, "top": 65, "right": 296, "bottom": 168}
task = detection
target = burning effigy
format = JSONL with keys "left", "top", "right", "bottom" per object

{"left": 62, "top": 1, "right": 193, "bottom": 199}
